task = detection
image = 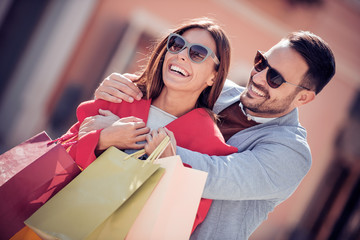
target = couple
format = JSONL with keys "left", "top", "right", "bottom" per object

{"left": 62, "top": 18, "right": 335, "bottom": 239}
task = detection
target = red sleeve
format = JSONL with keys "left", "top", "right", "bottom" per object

{"left": 68, "top": 129, "right": 102, "bottom": 169}
{"left": 65, "top": 100, "right": 112, "bottom": 169}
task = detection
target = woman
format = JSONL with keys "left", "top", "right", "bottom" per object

{"left": 59, "top": 18, "right": 237, "bottom": 232}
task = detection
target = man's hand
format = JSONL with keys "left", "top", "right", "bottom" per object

{"left": 79, "top": 109, "right": 120, "bottom": 138}
{"left": 97, "top": 117, "right": 150, "bottom": 150}
{"left": 145, "top": 127, "right": 176, "bottom": 158}
{"left": 94, "top": 73, "right": 142, "bottom": 103}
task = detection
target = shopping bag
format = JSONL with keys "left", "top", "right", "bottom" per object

{"left": 86, "top": 137, "right": 170, "bottom": 239}
{"left": 9, "top": 226, "right": 41, "bottom": 240}
{"left": 25, "top": 138, "right": 168, "bottom": 240}
{"left": 126, "top": 155, "right": 208, "bottom": 240}
{"left": 87, "top": 167, "right": 165, "bottom": 239}
{"left": 0, "top": 131, "right": 81, "bottom": 240}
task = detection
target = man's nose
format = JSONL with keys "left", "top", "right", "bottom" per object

{"left": 251, "top": 67, "right": 268, "bottom": 86}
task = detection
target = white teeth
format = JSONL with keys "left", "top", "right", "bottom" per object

{"left": 170, "top": 65, "right": 188, "bottom": 77}
{"left": 251, "top": 84, "right": 265, "bottom": 97}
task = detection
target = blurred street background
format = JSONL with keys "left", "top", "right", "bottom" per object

{"left": 0, "top": 0, "right": 359, "bottom": 239}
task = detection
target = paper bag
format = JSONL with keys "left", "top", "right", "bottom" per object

{"left": 126, "top": 155, "right": 208, "bottom": 240}
{"left": 87, "top": 167, "right": 165, "bottom": 239}
{"left": 0, "top": 132, "right": 80, "bottom": 240}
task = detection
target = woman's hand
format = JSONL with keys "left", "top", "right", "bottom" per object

{"left": 145, "top": 127, "right": 177, "bottom": 158}
{"left": 97, "top": 117, "right": 150, "bottom": 150}
{"left": 94, "top": 73, "right": 142, "bottom": 103}
{"left": 79, "top": 109, "right": 120, "bottom": 138}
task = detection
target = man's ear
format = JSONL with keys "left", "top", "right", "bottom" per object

{"left": 296, "top": 90, "right": 316, "bottom": 107}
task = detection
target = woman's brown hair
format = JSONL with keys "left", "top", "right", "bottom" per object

{"left": 135, "top": 17, "right": 231, "bottom": 112}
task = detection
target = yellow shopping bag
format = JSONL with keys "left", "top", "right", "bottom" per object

{"left": 87, "top": 167, "right": 164, "bottom": 239}
{"left": 25, "top": 138, "right": 170, "bottom": 240}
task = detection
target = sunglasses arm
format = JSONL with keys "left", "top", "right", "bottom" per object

{"left": 211, "top": 52, "right": 220, "bottom": 65}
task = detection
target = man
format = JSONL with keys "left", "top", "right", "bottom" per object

{"left": 91, "top": 31, "right": 335, "bottom": 239}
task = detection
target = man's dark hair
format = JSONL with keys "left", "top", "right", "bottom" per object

{"left": 286, "top": 31, "right": 335, "bottom": 94}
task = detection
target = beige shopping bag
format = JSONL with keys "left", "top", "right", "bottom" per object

{"left": 125, "top": 155, "right": 208, "bottom": 240}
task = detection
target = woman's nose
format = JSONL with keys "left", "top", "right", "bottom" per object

{"left": 177, "top": 48, "right": 188, "bottom": 61}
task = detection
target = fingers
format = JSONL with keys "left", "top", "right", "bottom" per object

{"left": 80, "top": 116, "right": 95, "bottom": 128}
{"left": 157, "top": 127, "right": 167, "bottom": 136}
{"left": 132, "top": 124, "right": 150, "bottom": 143}
{"left": 149, "top": 128, "right": 168, "bottom": 138}
{"left": 120, "top": 116, "right": 146, "bottom": 124}
{"left": 161, "top": 127, "right": 176, "bottom": 155}
{"left": 79, "top": 117, "right": 96, "bottom": 138}
{"left": 98, "top": 109, "right": 116, "bottom": 116}
{"left": 146, "top": 128, "right": 167, "bottom": 145}
{"left": 163, "top": 127, "right": 174, "bottom": 137}
{"left": 135, "top": 125, "right": 150, "bottom": 136}
{"left": 111, "top": 73, "right": 142, "bottom": 100}
{"left": 150, "top": 129, "right": 159, "bottom": 138}
{"left": 144, "top": 128, "right": 170, "bottom": 156}
{"left": 164, "top": 127, "right": 176, "bottom": 144}
{"left": 123, "top": 73, "right": 140, "bottom": 82}
{"left": 94, "top": 73, "right": 140, "bottom": 102}
{"left": 94, "top": 86, "right": 123, "bottom": 103}
{"left": 134, "top": 133, "right": 148, "bottom": 143}
{"left": 105, "top": 73, "right": 143, "bottom": 101}
{"left": 129, "top": 142, "right": 146, "bottom": 150}
{"left": 145, "top": 133, "right": 152, "bottom": 143}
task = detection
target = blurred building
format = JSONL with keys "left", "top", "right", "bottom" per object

{"left": 0, "top": 0, "right": 359, "bottom": 239}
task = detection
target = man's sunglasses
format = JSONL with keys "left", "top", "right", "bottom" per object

{"left": 254, "top": 51, "right": 309, "bottom": 90}
{"left": 166, "top": 33, "right": 220, "bottom": 65}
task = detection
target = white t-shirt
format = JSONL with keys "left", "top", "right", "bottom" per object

{"left": 124, "top": 105, "right": 177, "bottom": 155}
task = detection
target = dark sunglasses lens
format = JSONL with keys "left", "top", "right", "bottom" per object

{"left": 189, "top": 45, "right": 208, "bottom": 62}
{"left": 254, "top": 53, "right": 267, "bottom": 72}
{"left": 168, "top": 36, "right": 185, "bottom": 53}
{"left": 267, "top": 69, "right": 284, "bottom": 88}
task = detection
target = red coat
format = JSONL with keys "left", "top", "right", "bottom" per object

{"left": 61, "top": 99, "right": 238, "bottom": 232}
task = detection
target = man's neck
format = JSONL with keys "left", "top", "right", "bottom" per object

{"left": 239, "top": 103, "right": 277, "bottom": 124}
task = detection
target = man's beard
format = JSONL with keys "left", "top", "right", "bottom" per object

{"left": 240, "top": 79, "right": 299, "bottom": 116}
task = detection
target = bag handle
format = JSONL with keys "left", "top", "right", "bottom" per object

{"left": 127, "top": 149, "right": 146, "bottom": 160}
{"left": 125, "top": 136, "right": 173, "bottom": 163}
{"left": 146, "top": 136, "right": 170, "bottom": 162}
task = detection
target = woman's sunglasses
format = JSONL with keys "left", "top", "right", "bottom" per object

{"left": 166, "top": 33, "right": 220, "bottom": 65}
{"left": 254, "top": 51, "right": 309, "bottom": 90}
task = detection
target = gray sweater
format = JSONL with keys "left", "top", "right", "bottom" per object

{"left": 177, "top": 80, "right": 311, "bottom": 240}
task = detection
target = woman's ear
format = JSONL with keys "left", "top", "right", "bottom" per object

{"left": 206, "top": 78, "right": 214, "bottom": 87}
{"left": 206, "top": 72, "right": 216, "bottom": 87}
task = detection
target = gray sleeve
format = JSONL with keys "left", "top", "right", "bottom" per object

{"left": 176, "top": 135, "right": 311, "bottom": 201}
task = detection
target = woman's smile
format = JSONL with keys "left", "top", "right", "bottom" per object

{"left": 169, "top": 64, "right": 189, "bottom": 77}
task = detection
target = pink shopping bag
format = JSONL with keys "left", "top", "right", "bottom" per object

{"left": 126, "top": 155, "right": 208, "bottom": 240}
{"left": 0, "top": 132, "right": 80, "bottom": 239}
